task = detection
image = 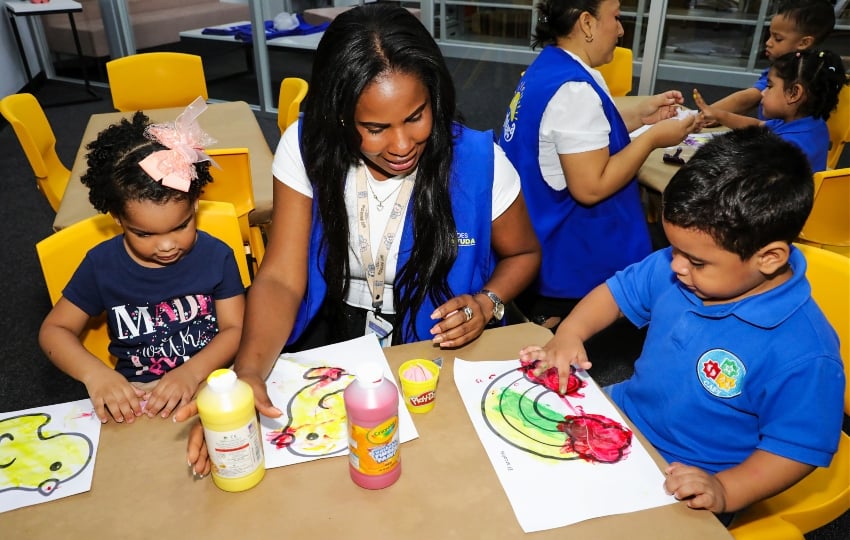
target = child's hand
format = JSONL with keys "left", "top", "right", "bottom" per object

{"left": 518, "top": 334, "right": 592, "bottom": 394}
{"left": 664, "top": 462, "right": 728, "bottom": 513}
{"left": 84, "top": 368, "right": 146, "bottom": 424}
{"left": 143, "top": 366, "right": 200, "bottom": 419}
{"left": 691, "top": 89, "right": 719, "bottom": 127}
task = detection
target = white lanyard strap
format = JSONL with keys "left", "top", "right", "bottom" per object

{"left": 355, "top": 165, "right": 415, "bottom": 312}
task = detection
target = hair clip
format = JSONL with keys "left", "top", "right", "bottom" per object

{"left": 818, "top": 51, "right": 825, "bottom": 58}
{"left": 795, "top": 51, "right": 801, "bottom": 58}
{"left": 539, "top": 14, "right": 548, "bottom": 23}
{"left": 139, "top": 97, "right": 216, "bottom": 192}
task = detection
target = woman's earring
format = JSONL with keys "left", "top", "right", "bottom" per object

{"left": 584, "top": 34, "right": 594, "bottom": 43}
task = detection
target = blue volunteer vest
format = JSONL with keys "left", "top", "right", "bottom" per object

{"left": 499, "top": 46, "right": 650, "bottom": 299}
{"left": 288, "top": 124, "right": 497, "bottom": 344}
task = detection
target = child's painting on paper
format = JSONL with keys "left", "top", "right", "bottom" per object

{"left": 0, "top": 399, "right": 101, "bottom": 514}
{"left": 260, "top": 335, "right": 418, "bottom": 469}
{"left": 455, "top": 359, "right": 675, "bottom": 532}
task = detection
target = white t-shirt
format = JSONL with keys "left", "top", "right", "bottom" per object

{"left": 539, "top": 49, "right": 613, "bottom": 191}
{"left": 272, "top": 122, "right": 521, "bottom": 313}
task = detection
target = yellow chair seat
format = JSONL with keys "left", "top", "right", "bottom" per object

{"left": 106, "top": 52, "right": 208, "bottom": 112}
{"left": 796, "top": 168, "right": 850, "bottom": 257}
{"left": 278, "top": 77, "right": 309, "bottom": 133}
{"left": 0, "top": 93, "right": 70, "bottom": 211}
{"left": 596, "top": 46, "right": 633, "bottom": 98}
{"left": 825, "top": 78, "right": 850, "bottom": 171}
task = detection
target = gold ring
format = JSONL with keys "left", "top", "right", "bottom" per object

{"left": 462, "top": 306, "right": 473, "bottom": 322}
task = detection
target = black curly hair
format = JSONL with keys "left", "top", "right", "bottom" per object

{"left": 80, "top": 111, "right": 212, "bottom": 217}
{"left": 770, "top": 49, "right": 848, "bottom": 121}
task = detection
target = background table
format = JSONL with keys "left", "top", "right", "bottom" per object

{"left": 5, "top": 0, "right": 97, "bottom": 105}
{"left": 53, "top": 101, "right": 273, "bottom": 231}
{"left": 3, "top": 323, "right": 731, "bottom": 539}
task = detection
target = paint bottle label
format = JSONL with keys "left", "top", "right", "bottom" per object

{"left": 204, "top": 420, "right": 264, "bottom": 478}
{"left": 348, "top": 415, "right": 400, "bottom": 476}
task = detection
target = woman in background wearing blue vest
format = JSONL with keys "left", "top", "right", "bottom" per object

{"left": 180, "top": 3, "right": 541, "bottom": 477}
{"left": 499, "top": 0, "right": 697, "bottom": 329}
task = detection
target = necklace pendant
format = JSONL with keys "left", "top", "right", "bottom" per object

{"left": 376, "top": 201, "right": 384, "bottom": 211}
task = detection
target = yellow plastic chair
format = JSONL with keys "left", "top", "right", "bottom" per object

{"left": 596, "top": 46, "right": 633, "bottom": 97}
{"left": 203, "top": 148, "right": 266, "bottom": 274}
{"left": 277, "top": 77, "right": 308, "bottom": 133}
{"left": 825, "top": 79, "right": 850, "bottom": 170}
{"left": 729, "top": 243, "right": 850, "bottom": 539}
{"left": 0, "top": 92, "right": 70, "bottom": 211}
{"left": 105, "top": 52, "right": 209, "bottom": 112}
{"left": 796, "top": 168, "right": 850, "bottom": 257}
{"left": 35, "top": 201, "right": 251, "bottom": 368}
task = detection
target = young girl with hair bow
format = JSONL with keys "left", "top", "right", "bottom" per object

{"left": 39, "top": 98, "right": 246, "bottom": 425}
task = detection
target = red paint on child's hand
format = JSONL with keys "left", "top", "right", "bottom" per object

{"left": 518, "top": 359, "right": 583, "bottom": 396}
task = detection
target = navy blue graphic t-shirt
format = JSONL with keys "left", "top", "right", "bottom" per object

{"left": 63, "top": 231, "right": 244, "bottom": 382}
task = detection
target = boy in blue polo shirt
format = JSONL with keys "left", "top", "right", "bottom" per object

{"left": 519, "top": 126, "right": 844, "bottom": 522}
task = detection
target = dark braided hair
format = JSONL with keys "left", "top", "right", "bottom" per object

{"left": 80, "top": 111, "right": 212, "bottom": 217}
{"left": 532, "top": 0, "right": 604, "bottom": 49}
{"left": 771, "top": 49, "right": 847, "bottom": 120}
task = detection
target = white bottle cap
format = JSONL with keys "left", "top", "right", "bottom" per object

{"left": 355, "top": 362, "right": 384, "bottom": 388}
{"left": 206, "top": 369, "right": 237, "bottom": 392}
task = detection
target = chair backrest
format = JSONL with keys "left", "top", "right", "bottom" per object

{"left": 202, "top": 148, "right": 265, "bottom": 270}
{"left": 797, "top": 168, "right": 850, "bottom": 255}
{"left": 105, "top": 52, "right": 209, "bottom": 112}
{"left": 825, "top": 78, "right": 850, "bottom": 170}
{"left": 0, "top": 92, "right": 70, "bottom": 211}
{"left": 596, "top": 46, "right": 633, "bottom": 97}
{"left": 729, "top": 243, "right": 849, "bottom": 539}
{"left": 35, "top": 201, "right": 251, "bottom": 367}
{"left": 277, "top": 77, "right": 309, "bottom": 133}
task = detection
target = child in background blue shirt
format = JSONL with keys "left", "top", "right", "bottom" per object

{"left": 39, "top": 100, "right": 246, "bottom": 425}
{"left": 519, "top": 127, "right": 844, "bottom": 523}
{"left": 694, "top": 49, "right": 847, "bottom": 172}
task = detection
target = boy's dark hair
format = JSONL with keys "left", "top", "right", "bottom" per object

{"left": 81, "top": 111, "right": 212, "bottom": 217}
{"left": 775, "top": 0, "right": 835, "bottom": 45}
{"left": 771, "top": 48, "right": 848, "bottom": 120}
{"left": 662, "top": 126, "right": 813, "bottom": 260}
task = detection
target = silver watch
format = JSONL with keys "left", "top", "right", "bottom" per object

{"left": 477, "top": 289, "right": 505, "bottom": 321}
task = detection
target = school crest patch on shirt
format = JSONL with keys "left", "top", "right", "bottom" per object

{"left": 696, "top": 349, "right": 746, "bottom": 398}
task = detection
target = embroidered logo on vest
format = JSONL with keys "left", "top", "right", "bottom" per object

{"left": 696, "top": 349, "right": 746, "bottom": 398}
{"left": 501, "top": 81, "right": 525, "bottom": 142}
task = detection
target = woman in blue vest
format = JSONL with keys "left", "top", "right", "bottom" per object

{"left": 499, "top": 0, "right": 697, "bottom": 329}
{"left": 179, "top": 4, "right": 540, "bottom": 472}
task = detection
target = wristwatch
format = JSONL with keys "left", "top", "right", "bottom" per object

{"left": 477, "top": 289, "right": 505, "bottom": 321}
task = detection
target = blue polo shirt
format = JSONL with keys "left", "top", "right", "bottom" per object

{"left": 606, "top": 246, "right": 844, "bottom": 473}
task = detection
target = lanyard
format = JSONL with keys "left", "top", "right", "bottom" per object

{"left": 355, "top": 165, "right": 415, "bottom": 312}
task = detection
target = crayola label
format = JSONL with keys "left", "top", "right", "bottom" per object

{"left": 348, "top": 416, "right": 400, "bottom": 476}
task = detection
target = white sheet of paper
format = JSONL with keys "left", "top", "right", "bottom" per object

{"left": 0, "top": 399, "right": 101, "bottom": 514}
{"left": 454, "top": 359, "right": 675, "bottom": 533}
{"left": 260, "top": 334, "right": 418, "bottom": 469}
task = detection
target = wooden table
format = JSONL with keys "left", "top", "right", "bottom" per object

{"left": 3, "top": 323, "right": 731, "bottom": 539}
{"left": 53, "top": 101, "right": 273, "bottom": 231}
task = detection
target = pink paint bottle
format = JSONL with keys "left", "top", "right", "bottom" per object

{"left": 343, "top": 362, "right": 401, "bottom": 489}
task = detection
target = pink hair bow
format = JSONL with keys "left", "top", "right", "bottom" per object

{"left": 138, "top": 97, "right": 217, "bottom": 192}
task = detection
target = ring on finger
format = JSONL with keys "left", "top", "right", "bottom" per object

{"left": 462, "top": 306, "right": 474, "bottom": 322}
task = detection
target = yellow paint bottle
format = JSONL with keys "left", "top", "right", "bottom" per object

{"left": 197, "top": 369, "right": 265, "bottom": 492}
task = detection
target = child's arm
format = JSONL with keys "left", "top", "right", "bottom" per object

{"left": 143, "top": 294, "right": 245, "bottom": 419}
{"left": 519, "top": 283, "right": 622, "bottom": 393}
{"left": 39, "top": 298, "right": 145, "bottom": 423}
{"left": 664, "top": 450, "right": 815, "bottom": 513}
{"left": 693, "top": 89, "right": 763, "bottom": 130}
{"left": 705, "top": 87, "right": 762, "bottom": 117}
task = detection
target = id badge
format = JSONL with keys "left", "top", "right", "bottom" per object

{"left": 365, "top": 311, "right": 394, "bottom": 348}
